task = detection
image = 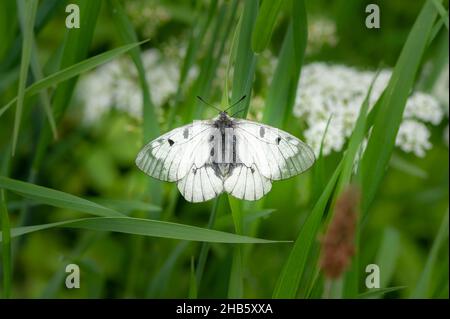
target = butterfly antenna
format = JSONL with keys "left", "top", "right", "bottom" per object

{"left": 196, "top": 96, "right": 222, "bottom": 112}
{"left": 231, "top": 105, "right": 247, "bottom": 117}
{"left": 224, "top": 95, "right": 247, "bottom": 112}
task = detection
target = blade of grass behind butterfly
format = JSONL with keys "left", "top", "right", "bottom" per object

{"left": 0, "top": 151, "right": 11, "bottom": 298}
{"left": 227, "top": 0, "right": 258, "bottom": 299}
{"left": 161, "top": 0, "right": 219, "bottom": 221}
{"left": 11, "top": 0, "right": 102, "bottom": 265}
{"left": 109, "top": 0, "right": 161, "bottom": 210}
{"left": 188, "top": 0, "right": 238, "bottom": 121}
{"left": 359, "top": 0, "right": 440, "bottom": 215}
{"left": 251, "top": 0, "right": 284, "bottom": 54}
{"left": 159, "top": 2, "right": 239, "bottom": 296}
{"left": 109, "top": 1, "right": 162, "bottom": 296}
{"left": 29, "top": 0, "right": 102, "bottom": 175}
{"left": 11, "top": 0, "right": 38, "bottom": 156}
{"left": 412, "top": 210, "right": 449, "bottom": 298}
{"left": 0, "top": 1, "right": 17, "bottom": 66}
{"left": 327, "top": 73, "right": 378, "bottom": 298}
{"left": 0, "top": 0, "right": 61, "bottom": 74}
{"left": 273, "top": 159, "right": 343, "bottom": 298}
{"left": 16, "top": 0, "right": 57, "bottom": 140}
{"left": 262, "top": 0, "right": 307, "bottom": 128}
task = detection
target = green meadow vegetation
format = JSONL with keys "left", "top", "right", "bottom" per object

{"left": 0, "top": 0, "right": 448, "bottom": 298}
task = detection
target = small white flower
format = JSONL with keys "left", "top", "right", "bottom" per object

{"left": 294, "top": 63, "right": 443, "bottom": 157}
{"left": 404, "top": 92, "right": 444, "bottom": 125}
{"left": 76, "top": 48, "right": 197, "bottom": 125}
{"left": 395, "top": 120, "right": 432, "bottom": 157}
{"left": 307, "top": 16, "right": 339, "bottom": 55}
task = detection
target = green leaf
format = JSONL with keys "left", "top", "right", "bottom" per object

{"left": 412, "top": 210, "right": 449, "bottom": 298}
{"left": 1, "top": 189, "right": 11, "bottom": 298}
{"left": 17, "top": 0, "right": 57, "bottom": 140}
{"left": 109, "top": 0, "right": 162, "bottom": 206}
{"left": 189, "top": 256, "right": 198, "bottom": 298}
{"left": 375, "top": 228, "right": 401, "bottom": 289}
{"left": 0, "top": 176, "right": 123, "bottom": 217}
{"left": 227, "top": 0, "right": 258, "bottom": 299}
{"left": 263, "top": 0, "right": 307, "bottom": 127}
{"left": 273, "top": 160, "right": 343, "bottom": 298}
{"left": 12, "top": 0, "right": 38, "bottom": 155}
{"left": 359, "top": 0, "right": 440, "bottom": 214}
{"left": 358, "top": 286, "right": 407, "bottom": 299}
{"left": 0, "top": 216, "right": 287, "bottom": 244}
{"left": 251, "top": 0, "right": 284, "bottom": 53}
{"left": 0, "top": 40, "right": 148, "bottom": 119}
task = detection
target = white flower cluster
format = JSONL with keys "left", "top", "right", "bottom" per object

{"left": 77, "top": 49, "right": 194, "bottom": 124}
{"left": 306, "top": 16, "right": 339, "bottom": 55}
{"left": 294, "top": 63, "right": 445, "bottom": 157}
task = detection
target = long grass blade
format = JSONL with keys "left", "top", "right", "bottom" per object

{"left": 412, "top": 210, "right": 449, "bottom": 298}
{"left": 0, "top": 217, "right": 288, "bottom": 244}
{"left": 273, "top": 160, "right": 343, "bottom": 298}
{"left": 12, "top": 0, "right": 38, "bottom": 155}
{"left": 251, "top": 0, "right": 284, "bottom": 53}
{"left": 0, "top": 190, "right": 11, "bottom": 298}
{"left": 0, "top": 176, "right": 123, "bottom": 217}
{"left": 0, "top": 41, "right": 147, "bottom": 119}
{"left": 359, "top": 0, "right": 440, "bottom": 214}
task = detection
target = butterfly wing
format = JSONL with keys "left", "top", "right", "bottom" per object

{"left": 136, "top": 121, "right": 224, "bottom": 203}
{"left": 232, "top": 119, "right": 315, "bottom": 181}
{"left": 223, "top": 163, "right": 272, "bottom": 201}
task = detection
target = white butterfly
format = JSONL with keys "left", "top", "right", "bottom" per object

{"left": 136, "top": 110, "right": 315, "bottom": 203}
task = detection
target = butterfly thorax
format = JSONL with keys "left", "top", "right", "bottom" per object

{"left": 210, "top": 112, "right": 238, "bottom": 178}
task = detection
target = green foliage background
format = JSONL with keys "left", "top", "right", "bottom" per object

{"left": 0, "top": 0, "right": 448, "bottom": 298}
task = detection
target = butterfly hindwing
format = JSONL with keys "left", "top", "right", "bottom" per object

{"left": 177, "top": 164, "right": 224, "bottom": 203}
{"left": 223, "top": 164, "right": 272, "bottom": 201}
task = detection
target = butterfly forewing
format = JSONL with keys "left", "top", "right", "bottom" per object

{"left": 135, "top": 121, "right": 214, "bottom": 182}
{"left": 233, "top": 119, "right": 316, "bottom": 181}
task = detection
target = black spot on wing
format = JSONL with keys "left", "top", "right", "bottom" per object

{"left": 183, "top": 128, "right": 189, "bottom": 139}
{"left": 275, "top": 137, "right": 281, "bottom": 145}
{"left": 168, "top": 138, "right": 174, "bottom": 146}
{"left": 210, "top": 147, "right": 214, "bottom": 156}
{"left": 259, "top": 126, "right": 265, "bottom": 137}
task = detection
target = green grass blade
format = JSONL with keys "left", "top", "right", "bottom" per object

{"left": 376, "top": 228, "right": 401, "bottom": 289}
{"left": 359, "top": 0, "right": 440, "bottom": 214}
{"left": 29, "top": 0, "right": 102, "bottom": 176}
{"left": 431, "top": 0, "right": 449, "bottom": 30}
{"left": 195, "top": 194, "right": 223, "bottom": 289}
{"left": 1, "top": 217, "right": 288, "bottom": 244}
{"left": 358, "top": 286, "right": 407, "bottom": 299}
{"left": 189, "top": 256, "right": 198, "bottom": 298}
{"left": 229, "top": 0, "right": 257, "bottom": 115}
{"left": 17, "top": 0, "right": 57, "bottom": 140}
{"left": 0, "top": 176, "right": 123, "bottom": 217}
{"left": 146, "top": 241, "right": 189, "bottom": 298}
{"left": 251, "top": 0, "right": 284, "bottom": 53}
{"left": 412, "top": 210, "right": 449, "bottom": 298}
{"left": 273, "top": 160, "right": 343, "bottom": 298}
{"left": 227, "top": 0, "right": 258, "bottom": 299}
{"left": 109, "top": 0, "right": 162, "bottom": 207}
{"left": 262, "top": 0, "right": 307, "bottom": 127}
{"left": 0, "top": 190, "right": 11, "bottom": 298}
{"left": 89, "top": 198, "right": 161, "bottom": 215}
{"left": 110, "top": 0, "right": 159, "bottom": 142}
{"left": 0, "top": 40, "right": 147, "bottom": 119}
{"left": 12, "top": 0, "right": 38, "bottom": 156}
